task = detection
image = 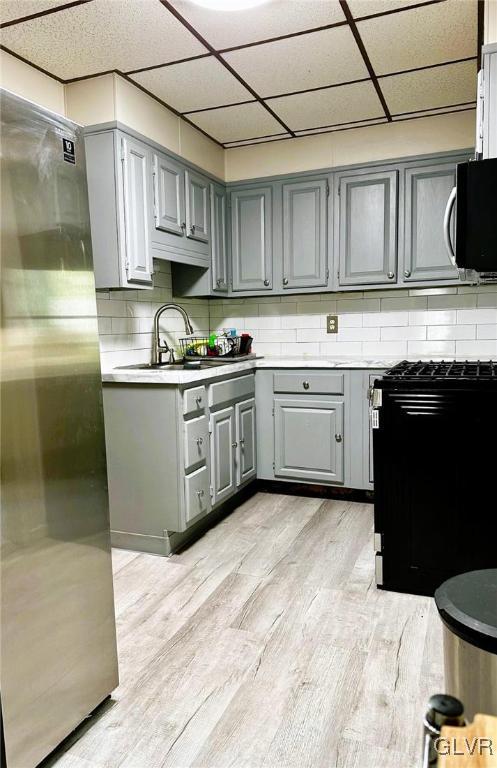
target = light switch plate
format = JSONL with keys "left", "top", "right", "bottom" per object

{"left": 327, "top": 314, "right": 338, "bottom": 334}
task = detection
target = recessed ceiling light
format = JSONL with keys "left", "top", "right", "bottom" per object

{"left": 188, "top": 0, "right": 269, "bottom": 10}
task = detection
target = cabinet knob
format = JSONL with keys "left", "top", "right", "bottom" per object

{"left": 387, "top": 271, "right": 395, "bottom": 280}
{"left": 196, "top": 436, "right": 203, "bottom": 446}
{"left": 303, "top": 381, "right": 310, "bottom": 390}
{"left": 195, "top": 395, "right": 202, "bottom": 405}
{"left": 181, "top": 222, "right": 186, "bottom": 230}
{"left": 232, "top": 441, "right": 238, "bottom": 448}
{"left": 335, "top": 433, "right": 342, "bottom": 443}
{"left": 239, "top": 438, "right": 245, "bottom": 447}
{"left": 263, "top": 279, "right": 270, "bottom": 287}
{"left": 190, "top": 224, "right": 196, "bottom": 234}
{"left": 216, "top": 278, "right": 222, "bottom": 286}
{"left": 197, "top": 489, "right": 205, "bottom": 498}
{"left": 283, "top": 277, "right": 288, "bottom": 286}
{"left": 404, "top": 270, "right": 411, "bottom": 278}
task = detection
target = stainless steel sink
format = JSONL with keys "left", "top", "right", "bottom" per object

{"left": 116, "top": 360, "right": 229, "bottom": 371}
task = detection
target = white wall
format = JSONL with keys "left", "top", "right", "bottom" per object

{"left": 485, "top": 0, "right": 497, "bottom": 43}
{"left": 0, "top": 49, "right": 65, "bottom": 115}
{"left": 224, "top": 110, "right": 476, "bottom": 181}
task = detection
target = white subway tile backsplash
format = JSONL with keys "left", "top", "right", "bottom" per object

{"left": 427, "top": 325, "right": 476, "bottom": 340}
{"left": 407, "top": 340, "right": 456, "bottom": 356}
{"left": 96, "top": 273, "right": 497, "bottom": 369}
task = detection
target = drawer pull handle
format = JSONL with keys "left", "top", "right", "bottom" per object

{"left": 335, "top": 433, "right": 342, "bottom": 443}
{"left": 195, "top": 395, "right": 203, "bottom": 405}
{"left": 196, "top": 436, "right": 203, "bottom": 446}
{"left": 197, "top": 489, "right": 205, "bottom": 498}
{"left": 303, "top": 381, "right": 310, "bottom": 390}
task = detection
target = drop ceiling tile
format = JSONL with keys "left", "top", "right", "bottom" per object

{"left": 187, "top": 102, "right": 284, "bottom": 143}
{"left": 224, "top": 133, "right": 290, "bottom": 147}
{"left": 131, "top": 57, "right": 253, "bottom": 113}
{"left": 392, "top": 104, "right": 476, "bottom": 120}
{"left": 169, "top": 0, "right": 346, "bottom": 50}
{"left": 0, "top": 0, "right": 207, "bottom": 79}
{"left": 381, "top": 59, "right": 477, "bottom": 114}
{"left": 266, "top": 81, "right": 385, "bottom": 132}
{"left": 0, "top": 0, "right": 71, "bottom": 24}
{"left": 357, "top": 0, "right": 477, "bottom": 75}
{"left": 295, "top": 117, "right": 388, "bottom": 134}
{"left": 347, "top": 0, "right": 433, "bottom": 18}
{"left": 223, "top": 26, "right": 369, "bottom": 96}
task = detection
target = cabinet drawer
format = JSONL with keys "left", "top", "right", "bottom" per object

{"left": 273, "top": 372, "right": 344, "bottom": 395}
{"left": 184, "top": 466, "right": 210, "bottom": 524}
{"left": 183, "top": 385, "right": 206, "bottom": 417}
{"left": 209, "top": 374, "right": 255, "bottom": 409}
{"left": 184, "top": 415, "right": 208, "bottom": 472}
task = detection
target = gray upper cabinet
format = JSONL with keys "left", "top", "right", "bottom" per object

{"left": 274, "top": 397, "right": 344, "bottom": 484}
{"left": 231, "top": 186, "right": 273, "bottom": 292}
{"left": 402, "top": 163, "right": 459, "bottom": 282}
{"left": 152, "top": 152, "right": 185, "bottom": 236}
{"left": 121, "top": 135, "right": 154, "bottom": 284}
{"left": 337, "top": 169, "right": 398, "bottom": 287}
{"left": 186, "top": 170, "right": 209, "bottom": 244}
{"left": 282, "top": 178, "right": 329, "bottom": 290}
{"left": 210, "top": 182, "right": 228, "bottom": 293}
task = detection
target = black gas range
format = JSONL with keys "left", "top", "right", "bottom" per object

{"left": 372, "top": 360, "right": 497, "bottom": 597}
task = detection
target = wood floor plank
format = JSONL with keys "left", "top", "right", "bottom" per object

{"left": 47, "top": 492, "right": 441, "bottom": 768}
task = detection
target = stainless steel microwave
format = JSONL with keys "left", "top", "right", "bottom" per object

{"left": 444, "top": 158, "right": 497, "bottom": 280}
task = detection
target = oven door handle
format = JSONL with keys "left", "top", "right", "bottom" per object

{"left": 444, "top": 186, "right": 457, "bottom": 267}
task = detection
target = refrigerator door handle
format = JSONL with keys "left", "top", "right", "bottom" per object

{"left": 444, "top": 186, "right": 457, "bottom": 267}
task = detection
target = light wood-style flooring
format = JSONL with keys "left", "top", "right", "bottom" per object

{"left": 47, "top": 492, "right": 443, "bottom": 768}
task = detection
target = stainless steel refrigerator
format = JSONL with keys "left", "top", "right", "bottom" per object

{"left": 1, "top": 89, "right": 118, "bottom": 768}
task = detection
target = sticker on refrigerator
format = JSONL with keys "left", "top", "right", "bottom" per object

{"left": 371, "top": 409, "right": 379, "bottom": 429}
{"left": 62, "top": 138, "right": 75, "bottom": 164}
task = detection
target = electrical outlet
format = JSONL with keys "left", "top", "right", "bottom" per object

{"left": 327, "top": 314, "right": 338, "bottom": 334}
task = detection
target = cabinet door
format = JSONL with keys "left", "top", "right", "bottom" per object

{"left": 274, "top": 398, "right": 344, "bottom": 484}
{"left": 210, "top": 182, "right": 228, "bottom": 292}
{"left": 185, "top": 170, "right": 209, "bottom": 243}
{"left": 152, "top": 153, "right": 185, "bottom": 236}
{"left": 282, "top": 178, "right": 328, "bottom": 289}
{"left": 403, "top": 164, "right": 459, "bottom": 282}
{"left": 121, "top": 136, "right": 153, "bottom": 283}
{"left": 338, "top": 170, "right": 397, "bottom": 286}
{"left": 236, "top": 398, "right": 256, "bottom": 486}
{"left": 231, "top": 186, "right": 272, "bottom": 292}
{"left": 210, "top": 406, "right": 236, "bottom": 506}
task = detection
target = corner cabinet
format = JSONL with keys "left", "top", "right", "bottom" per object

{"left": 336, "top": 169, "right": 398, "bottom": 287}
{"left": 230, "top": 186, "right": 273, "bottom": 292}
{"left": 282, "top": 177, "right": 329, "bottom": 289}
{"left": 85, "top": 130, "right": 153, "bottom": 289}
{"left": 402, "top": 163, "right": 459, "bottom": 282}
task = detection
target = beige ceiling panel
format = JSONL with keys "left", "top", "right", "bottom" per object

{"left": 381, "top": 59, "right": 477, "bottom": 114}
{"left": 187, "top": 102, "right": 283, "bottom": 143}
{"left": 131, "top": 57, "right": 252, "bottom": 113}
{"left": 0, "top": 0, "right": 71, "bottom": 24}
{"left": 0, "top": 0, "right": 207, "bottom": 79}
{"left": 267, "top": 81, "right": 385, "bottom": 131}
{"left": 392, "top": 104, "right": 477, "bottom": 120}
{"left": 295, "top": 117, "right": 387, "bottom": 134}
{"left": 357, "top": 0, "right": 477, "bottom": 75}
{"left": 169, "top": 0, "right": 346, "bottom": 50}
{"left": 223, "top": 26, "right": 369, "bottom": 96}
{"left": 347, "top": 0, "right": 431, "bottom": 19}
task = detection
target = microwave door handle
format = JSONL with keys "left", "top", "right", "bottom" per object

{"left": 444, "top": 186, "right": 457, "bottom": 267}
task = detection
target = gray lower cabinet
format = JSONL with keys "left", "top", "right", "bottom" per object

{"left": 274, "top": 397, "right": 344, "bottom": 484}
{"left": 282, "top": 178, "right": 329, "bottom": 290}
{"left": 236, "top": 398, "right": 256, "bottom": 485}
{"left": 231, "top": 186, "right": 273, "bottom": 291}
{"left": 210, "top": 406, "right": 236, "bottom": 507}
{"left": 402, "top": 163, "right": 459, "bottom": 282}
{"left": 336, "top": 169, "right": 398, "bottom": 287}
{"left": 85, "top": 130, "right": 154, "bottom": 289}
{"left": 210, "top": 182, "right": 228, "bottom": 292}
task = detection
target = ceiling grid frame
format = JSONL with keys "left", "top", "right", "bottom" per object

{"left": 0, "top": 0, "right": 479, "bottom": 147}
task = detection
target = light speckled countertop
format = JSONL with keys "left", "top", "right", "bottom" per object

{"left": 101, "top": 355, "right": 453, "bottom": 385}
